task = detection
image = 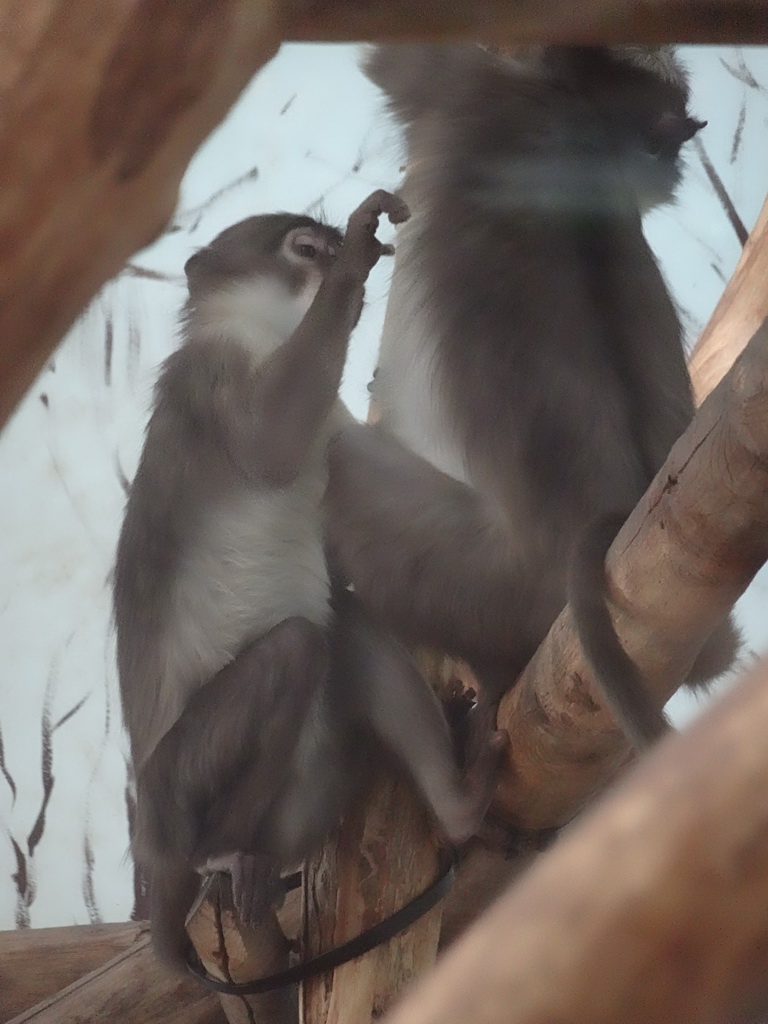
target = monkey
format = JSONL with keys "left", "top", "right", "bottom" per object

{"left": 114, "top": 190, "right": 506, "bottom": 969}
{"left": 323, "top": 45, "right": 740, "bottom": 749}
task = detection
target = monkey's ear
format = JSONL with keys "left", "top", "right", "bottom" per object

{"left": 184, "top": 247, "right": 223, "bottom": 289}
{"left": 651, "top": 112, "right": 707, "bottom": 153}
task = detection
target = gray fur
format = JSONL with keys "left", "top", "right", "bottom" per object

{"left": 325, "top": 46, "right": 738, "bottom": 744}
{"left": 114, "top": 192, "right": 504, "bottom": 970}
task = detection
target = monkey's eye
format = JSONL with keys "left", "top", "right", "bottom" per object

{"left": 297, "top": 243, "right": 318, "bottom": 259}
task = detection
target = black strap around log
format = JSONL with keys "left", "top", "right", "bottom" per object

{"left": 185, "top": 847, "right": 457, "bottom": 995}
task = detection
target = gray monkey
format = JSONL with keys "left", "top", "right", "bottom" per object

{"left": 324, "top": 46, "right": 739, "bottom": 748}
{"left": 114, "top": 190, "right": 505, "bottom": 969}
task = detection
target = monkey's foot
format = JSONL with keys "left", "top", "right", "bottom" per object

{"left": 446, "top": 729, "right": 509, "bottom": 846}
{"left": 202, "top": 851, "right": 285, "bottom": 928}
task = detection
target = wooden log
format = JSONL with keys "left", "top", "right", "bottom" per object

{"left": 186, "top": 874, "right": 298, "bottom": 1024}
{"left": 381, "top": 654, "right": 768, "bottom": 1024}
{"left": 689, "top": 195, "right": 768, "bottom": 404}
{"left": 494, "top": 317, "right": 768, "bottom": 828}
{"left": 0, "top": 921, "right": 146, "bottom": 1022}
{"left": 286, "top": 0, "right": 768, "bottom": 43}
{"left": 0, "top": 0, "right": 280, "bottom": 428}
{"left": 301, "top": 767, "right": 443, "bottom": 1023}
{"left": 6, "top": 932, "right": 226, "bottom": 1024}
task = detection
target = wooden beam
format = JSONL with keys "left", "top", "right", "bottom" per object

{"left": 6, "top": 933, "right": 225, "bottom": 1024}
{"left": 381, "top": 654, "right": 768, "bottom": 1024}
{"left": 286, "top": 0, "right": 768, "bottom": 43}
{"left": 0, "top": 922, "right": 146, "bottom": 1022}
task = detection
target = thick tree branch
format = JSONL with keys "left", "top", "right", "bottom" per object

{"left": 690, "top": 195, "right": 768, "bottom": 403}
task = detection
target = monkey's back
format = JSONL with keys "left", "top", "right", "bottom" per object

{"left": 371, "top": 46, "right": 696, "bottom": 653}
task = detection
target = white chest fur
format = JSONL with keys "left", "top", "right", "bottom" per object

{"left": 191, "top": 276, "right": 318, "bottom": 362}
{"left": 170, "top": 468, "right": 330, "bottom": 680}
{"left": 374, "top": 212, "right": 470, "bottom": 485}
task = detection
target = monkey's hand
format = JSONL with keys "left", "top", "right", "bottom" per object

{"left": 337, "top": 189, "right": 410, "bottom": 276}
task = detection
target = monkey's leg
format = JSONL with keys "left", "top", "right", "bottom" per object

{"left": 336, "top": 592, "right": 507, "bottom": 844}
{"left": 325, "top": 422, "right": 556, "bottom": 688}
{"left": 147, "top": 859, "right": 202, "bottom": 970}
{"left": 137, "top": 616, "right": 328, "bottom": 874}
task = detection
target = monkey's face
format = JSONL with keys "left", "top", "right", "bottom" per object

{"left": 182, "top": 215, "right": 345, "bottom": 351}
{"left": 279, "top": 223, "right": 342, "bottom": 296}
{"left": 578, "top": 47, "right": 707, "bottom": 213}
{"left": 184, "top": 214, "right": 344, "bottom": 300}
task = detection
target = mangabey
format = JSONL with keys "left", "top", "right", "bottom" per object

{"left": 324, "top": 46, "right": 739, "bottom": 748}
{"left": 114, "top": 191, "right": 505, "bottom": 969}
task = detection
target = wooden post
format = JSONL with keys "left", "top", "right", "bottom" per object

{"left": 186, "top": 876, "right": 298, "bottom": 1024}
{"left": 301, "top": 771, "right": 443, "bottom": 1023}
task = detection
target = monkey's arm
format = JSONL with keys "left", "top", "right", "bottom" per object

{"left": 325, "top": 422, "right": 557, "bottom": 691}
{"left": 253, "top": 269, "right": 369, "bottom": 482}
{"left": 333, "top": 588, "right": 507, "bottom": 842}
{"left": 255, "top": 190, "right": 409, "bottom": 482}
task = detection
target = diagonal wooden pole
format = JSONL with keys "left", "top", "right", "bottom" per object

{"left": 689, "top": 193, "right": 768, "bottom": 404}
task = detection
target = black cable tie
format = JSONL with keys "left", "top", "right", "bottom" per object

{"left": 185, "top": 847, "right": 457, "bottom": 995}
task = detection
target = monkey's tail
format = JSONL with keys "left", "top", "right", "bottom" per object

{"left": 568, "top": 512, "right": 669, "bottom": 749}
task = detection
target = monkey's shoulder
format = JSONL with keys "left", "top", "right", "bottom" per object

{"left": 155, "top": 338, "right": 256, "bottom": 424}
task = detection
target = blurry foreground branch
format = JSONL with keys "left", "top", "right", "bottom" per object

{"left": 0, "top": 0, "right": 280, "bottom": 426}
{"left": 383, "top": 654, "right": 768, "bottom": 1024}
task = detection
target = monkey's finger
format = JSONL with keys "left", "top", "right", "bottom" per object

{"left": 354, "top": 189, "right": 407, "bottom": 226}
{"left": 386, "top": 197, "right": 410, "bottom": 225}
